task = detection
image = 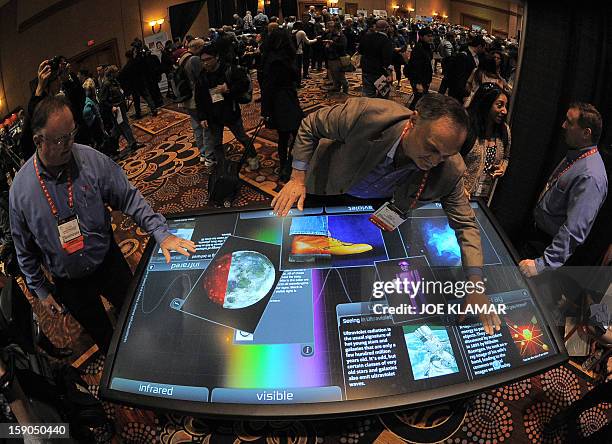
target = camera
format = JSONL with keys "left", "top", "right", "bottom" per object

{"left": 48, "top": 55, "right": 65, "bottom": 79}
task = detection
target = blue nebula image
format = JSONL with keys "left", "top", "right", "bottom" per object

{"left": 422, "top": 220, "right": 461, "bottom": 266}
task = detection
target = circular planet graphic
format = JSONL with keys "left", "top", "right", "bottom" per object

{"left": 202, "top": 250, "right": 276, "bottom": 309}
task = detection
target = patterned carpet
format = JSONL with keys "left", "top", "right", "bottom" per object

{"left": 16, "top": 68, "right": 611, "bottom": 443}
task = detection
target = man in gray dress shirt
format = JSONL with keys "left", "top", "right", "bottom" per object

{"left": 519, "top": 102, "right": 608, "bottom": 277}
{"left": 9, "top": 96, "right": 196, "bottom": 353}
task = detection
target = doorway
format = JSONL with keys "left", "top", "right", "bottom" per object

{"left": 69, "top": 39, "right": 121, "bottom": 78}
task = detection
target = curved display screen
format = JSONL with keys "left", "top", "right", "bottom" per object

{"left": 101, "top": 202, "right": 565, "bottom": 417}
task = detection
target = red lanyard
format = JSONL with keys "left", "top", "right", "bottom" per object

{"left": 33, "top": 156, "right": 73, "bottom": 218}
{"left": 547, "top": 148, "right": 598, "bottom": 188}
{"left": 399, "top": 120, "right": 430, "bottom": 209}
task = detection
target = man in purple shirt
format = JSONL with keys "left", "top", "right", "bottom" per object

{"left": 519, "top": 103, "right": 608, "bottom": 277}
{"left": 9, "top": 96, "right": 196, "bottom": 353}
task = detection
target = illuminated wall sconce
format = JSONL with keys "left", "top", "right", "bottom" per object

{"left": 408, "top": 7, "right": 415, "bottom": 12}
{"left": 392, "top": 5, "right": 400, "bottom": 10}
{"left": 149, "top": 18, "right": 164, "bottom": 33}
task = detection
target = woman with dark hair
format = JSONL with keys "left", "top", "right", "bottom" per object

{"left": 261, "top": 28, "right": 305, "bottom": 182}
{"left": 462, "top": 82, "right": 511, "bottom": 202}
{"left": 464, "top": 53, "right": 511, "bottom": 106}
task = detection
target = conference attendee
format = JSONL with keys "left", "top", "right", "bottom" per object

{"left": 195, "top": 44, "right": 259, "bottom": 171}
{"left": 261, "top": 28, "right": 304, "bottom": 182}
{"left": 99, "top": 65, "right": 143, "bottom": 156}
{"left": 358, "top": 20, "right": 393, "bottom": 98}
{"left": 438, "top": 31, "right": 456, "bottom": 94}
{"left": 233, "top": 13, "right": 244, "bottom": 32}
{"left": 9, "top": 96, "right": 196, "bottom": 354}
{"left": 243, "top": 11, "right": 254, "bottom": 32}
{"left": 405, "top": 27, "right": 434, "bottom": 110}
{"left": 119, "top": 48, "right": 158, "bottom": 119}
{"left": 21, "top": 58, "right": 90, "bottom": 159}
{"left": 323, "top": 21, "right": 349, "bottom": 94}
{"left": 342, "top": 18, "right": 359, "bottom": 56}
{"left": 81, "top": 79, "right": 106, "bottom": 152}
{"left": 254, "top": 10, "right": 269, "bottom": 34}
{"left": 176, "top": 38, "right": 208, "bottom": 163}
{"left": 464, "top": 53, "right": 511, "bottom": 106}
{"left": 388, "top": 26, "right": 408, "bottom": 88}
{"left": 272, "top": 94, "right": 501, "bottom": 335}
{"left": 293, "top": 21, "right": 319, "bottom": 85}
{"left": 462, "top": 83, "right": 511, "bottom": 202}
{"left": 519, "top": 103, "right": 608, "bottom": 277}
{"left": 447, "top": 36, "right": 486, "bottom": 104}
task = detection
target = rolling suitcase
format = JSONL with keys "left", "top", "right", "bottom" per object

{"left": 207, "top": 119, "right": 264, "bottom": 207}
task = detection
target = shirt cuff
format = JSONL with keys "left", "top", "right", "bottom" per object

{"left": 534, "top": 257, "right": 547, "bottom": 274}
{"left": 465, "top": 267, "right": 483, "bottom": 278}
{"left": 152, "top": 227, "right": 171, "bottom": 246}
{"left": 292, "top": 160, "right": 309, "bottom": 171}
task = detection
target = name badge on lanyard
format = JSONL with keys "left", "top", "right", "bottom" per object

{"left": 369, "top": 201, "right": 407, "bottom": 231}
{"left": 33, "top": 155, "right": 85, "bottom": 255}
{"left": 58, "top": 215, "right": 84, "bottom": 254}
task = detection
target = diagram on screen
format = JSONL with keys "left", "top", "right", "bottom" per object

{"left": 505, "top": 312, "right": 550, "bottom": 359}
{"left": 403, "top": 325, "right": 460, "bottom": 380}
{"left": 402, "top": 217, "right": 503, "bottom": 267}
{"left": 176, "top": 236, "right": 282, "bottom": 333}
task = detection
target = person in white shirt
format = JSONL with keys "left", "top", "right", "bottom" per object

{"left": 293, "top": 21, "right": 319, "bottom": 85}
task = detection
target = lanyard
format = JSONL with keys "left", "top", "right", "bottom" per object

{"left": 540, "top": 147, "right": 598, "bottom": 199}
{"left": 399, "top": 120, "right": 430, "bottom": 209}
{"left": 33, "top": 155, "right": 73, "bottom": 218}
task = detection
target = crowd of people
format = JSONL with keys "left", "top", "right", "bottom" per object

{"left": 0, "top": 8, "right": 609, "bottom": 436}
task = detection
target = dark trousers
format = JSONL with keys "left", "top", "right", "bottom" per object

{"left": 302, "top": 47, "right": 311, "bottom": 76}
{"left": 408, "top": 81, "right": 430, "bottom": 110}
{"left": 54, "top": 237, "right": 132, "bottom": 354}
{"left": 147, "top": 78, "right": 164, "bottom": 107}
{"left": 278, "top": 130, "right": 297, "bottom": 167}
{"left": 296, "top": 54, "right": 304, "bottom": 84}
{"left": 133, "top": 87, "right": 157, "bottom": 117}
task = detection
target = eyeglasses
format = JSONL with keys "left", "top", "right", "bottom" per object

{"left": 201, "top": 56, "right": 217, "bottom": 63}
{"left": 39, "top": 128, "right": 78, "bottom": 146}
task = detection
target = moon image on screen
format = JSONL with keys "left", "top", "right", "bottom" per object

{"left": 202, "top": 250, "right": 276, "bottom": 309}
{"left": 224, "top": 251, "right": 275, "bottom": 309}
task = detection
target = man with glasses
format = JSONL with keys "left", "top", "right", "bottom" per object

{"left": 194, "top": 44, "right": 258, "bottom": 170}
{"left": 9, "top": 96, "right": 197, "bottom": 354}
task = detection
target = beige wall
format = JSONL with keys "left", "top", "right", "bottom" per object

{"left": 449, "top": 0, "right": 511, "bottom": 36}
{"left": 0, "top": 0, "right": 208, "bottom": 112}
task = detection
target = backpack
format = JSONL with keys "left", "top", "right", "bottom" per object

{"left": 173, "top": 53, "right": 194, "bottom": 102}
{"left": 225, "top": 65, "right": 253, "bottom": 104}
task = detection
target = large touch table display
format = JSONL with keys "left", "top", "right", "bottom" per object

{"left": 101, "top": 201, "right": 566, "bottom": 417}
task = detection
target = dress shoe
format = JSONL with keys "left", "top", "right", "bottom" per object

{"left": 289, "top": 235, "right": 373, "bottom": 262}
{"left": 151, "top": 109, "right": 159, "bottom": 117}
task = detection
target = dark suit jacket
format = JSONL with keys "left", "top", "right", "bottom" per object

{"left": 447, "top": 49, "right": 478, "bottom": 99}
{"left": 406, "top": 41, "right": 433, "bottom": 85}
{"left": 293, "top": 98, "right": 483, "bottom": 269}
{"left": 358, "top": 32, "right": 393, "bottom": 76}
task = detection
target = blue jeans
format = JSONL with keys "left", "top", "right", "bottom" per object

{"left": 289, "top": 216, "right": 329, "bottom": 236}
{"left": 187, "top": 109, "right": 213, "bottom": 159}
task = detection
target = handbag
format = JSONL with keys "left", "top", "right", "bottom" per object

{"left": 339, "top": 55, "right": 356, "bottom": 72}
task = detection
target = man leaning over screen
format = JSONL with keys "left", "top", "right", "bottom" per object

{"left": 272, "top": 95, "right": 501, "bottom": 335}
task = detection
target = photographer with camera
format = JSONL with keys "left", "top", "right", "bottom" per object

{"left": 20, "top": 56, "right": 91, "bottom": 160}
{"left": 118, "top": 41, "right": 158, "bottom": 119}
